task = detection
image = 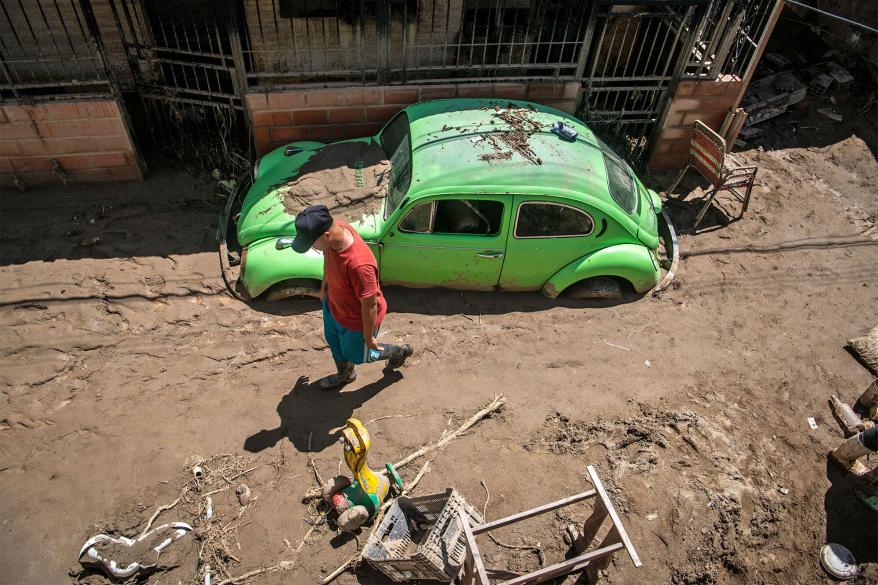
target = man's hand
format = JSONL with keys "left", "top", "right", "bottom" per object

{"left": 365, "top": 336, "right": 382, "bottom": 352}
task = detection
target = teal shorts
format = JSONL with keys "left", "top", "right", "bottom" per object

{"left": 323, "top": 299, "right": 380, "bottom": 365}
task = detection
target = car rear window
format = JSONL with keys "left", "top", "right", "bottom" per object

{"left": 515, "top": 202, "right": 594, "bottom": 238}
{"left": 597, "top": 140, "right": 639, "bottom": 215}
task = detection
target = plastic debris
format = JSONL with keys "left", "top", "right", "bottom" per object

{"left": 551, "top": 121, "right": 578, "bottom": 141}
{"left": 820, "top": 543, "right": 858, "bottom": 579}
{"left": 817, "top": 108, "right": 843, "bottom": 123}
{"left": 78, "top": 522, "right": 192, "bottom": 579}
{"left": 807, "top": 417, "right": 819, "bottom": 430}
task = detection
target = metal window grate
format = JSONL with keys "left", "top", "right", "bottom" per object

{"left": 0, "top": 0, "right": 112, "bottom": 100}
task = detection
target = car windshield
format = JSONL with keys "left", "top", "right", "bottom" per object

{"left": 381, "top": 113, "right": 412, "bottom": 220}
{"left": 598, "top": 141, "right": 638, "bottom": 214}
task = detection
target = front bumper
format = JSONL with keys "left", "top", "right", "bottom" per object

{"left": 217, "top": 172, "right": 252, "bottom": 300}
{"left": 652, "top": 209, "right": 679, "bottom": 294}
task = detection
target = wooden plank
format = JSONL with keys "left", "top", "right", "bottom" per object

{"left": 586, "top": 465, "right": 642, "bottom": 567}
{"left": 472, "top": 490, "right": 597, "bottom": 535}
{"left": 497, "top": 543, "right": 624, "bottom": 585}
{"left": 460, "top": 510, "right": 490, "bottom": 585}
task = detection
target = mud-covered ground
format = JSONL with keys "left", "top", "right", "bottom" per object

{"left": 2, "top": 96, "right": 878, "bottom": 585}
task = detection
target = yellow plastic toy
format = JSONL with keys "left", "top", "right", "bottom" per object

{"left": 321, "top": 418, "right": 403, "bottom": 531}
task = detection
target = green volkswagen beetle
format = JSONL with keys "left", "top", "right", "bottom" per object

{"left": 219, "top": 99, "right": 676, "bottom": 301}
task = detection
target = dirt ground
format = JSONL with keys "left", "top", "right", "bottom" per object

{"left": 2, "top": 82, "right": 878, "bottom": 585}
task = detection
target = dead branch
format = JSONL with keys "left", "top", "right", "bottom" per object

{"left": 404, "top": 460, "right": 431, "bottom": 495}
{"left": 140, "top": 494, "right": 184, "bottom": 538}
{"left": 389, "top": 395, "right": 506, "bottom": 472}
{"left": 321, "top": 553, "right": 359, "bottom": 585}
{"left": 202, "top": 467, "right": 258, "bottom": 498}
{"left": 294, "top": 524, "right": 319, "bottom": 554}
{"left": 366, "top": 414, "right": 414, "bottom": 424}
{"left": 480, "top": 479, "right": 544, "bottom": 566}
{"left": 215, "top": 560, "right": 294, "bottom": 585}
{"left": 307, "top": 431, "right": 324, "bottom": 487}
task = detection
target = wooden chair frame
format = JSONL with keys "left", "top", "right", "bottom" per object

{"left": 460, "top": 465, "right": 641, "bottom": 585}
{"left": 668, "top": 120, "right": 758, "bottom": 231}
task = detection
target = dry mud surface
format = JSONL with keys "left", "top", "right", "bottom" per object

{"left": 1, "top": 107, "right": 877, "bottom": 585}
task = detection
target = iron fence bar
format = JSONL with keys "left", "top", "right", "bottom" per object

{"left": 401, "top": 0, "right": 408, "bottom": 83}
{"left": 573, "top": 0, "right": 600, "bottom": 114}
{"left": 2, "top": 78, "right": 112, "bottom": 89}
{"left": 609, "top": 14, "right": 637, "bottom": 115}
{"left": 148, "top": 56, "right": 237, "bottom": 72}
{"left": 0, "top": 2, "right": 24, "bottom": 54}
{"left": 702, "top": 1, "right": 732, "bottom": 72}
{"left": 711, "top": 7, "right": 742, "bottom": 77}
{"left": 645, "top": 3, "right": 701, "bottom": 160}
{"left": 389, "top": 60, "right": 580, "bottom": 73}
{"left": 16, "top": 0, "right": 54, "bottom": 83}
{"left": 142, "top": 86, "right": 240, "bottom": 107}
{"left": 139, "top": 90, "right": 242, "bottom": 108}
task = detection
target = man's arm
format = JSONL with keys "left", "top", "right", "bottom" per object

{"left": 361, "top": 293, "right": 381, "bottom": 351}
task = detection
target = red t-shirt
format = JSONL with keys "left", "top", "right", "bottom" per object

{"left": 324, "top": 222, "right": 387, "bottom": 332}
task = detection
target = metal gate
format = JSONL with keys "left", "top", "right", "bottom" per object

{"left": 576, "top": 1, "right": 707, "bottom": 165}
{"left": 108, "top": 0, "right": 249, "bottom": 173}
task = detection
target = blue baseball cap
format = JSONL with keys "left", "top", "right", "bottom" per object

{"left": 292, "top": 205, "right": 334, "bottom": 253}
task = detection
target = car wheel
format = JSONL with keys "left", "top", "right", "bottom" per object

{"left": 263, "top": 278, "right": 322, "bottom": 301}
{"left": 565, "top": 277, "right": 623, "bottom": 300}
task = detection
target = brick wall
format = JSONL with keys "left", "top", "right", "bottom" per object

{"left": 0, "top": 99, "right": 144, "bottom": 187}
{"left": 648, "top": 75, "right": 743, "bottom": 170}
{"left": 247, "top": 81, "right": 580, "bottom": 155}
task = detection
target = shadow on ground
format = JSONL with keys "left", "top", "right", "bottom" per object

{"left": 243, "top": 370, "right": 404, "bottom": 454}
{"left": 824, "top": 460, "right": 878, "bottom": 566}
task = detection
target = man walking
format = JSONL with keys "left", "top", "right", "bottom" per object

{"left": 292, "top": 205, "right": 412, "bottom": 389}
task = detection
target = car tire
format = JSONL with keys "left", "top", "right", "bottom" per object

{"left": 263, "top": 278, "right": 322, "bottom": 301}
{"left": 566, "top": 277, "right": 623, "bottom": 300}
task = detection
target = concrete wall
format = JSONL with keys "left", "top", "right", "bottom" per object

{"left": 0, "top": 99, "right": 144, "bottom": 186}
{"left": 247, "top": 81, "right": 579, "bottom": 155}
{"left": 648, "top": 75, "right": 743, "bottom": 170}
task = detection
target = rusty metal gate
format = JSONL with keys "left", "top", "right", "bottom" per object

{"left": 0, "top": 0, "right": 114, "bottom": 100}
{"left": 108, "top": 0, "right": 250, "bottom": 173}
{"left": 575, "top": 1, "right": 707, "bottom": 165}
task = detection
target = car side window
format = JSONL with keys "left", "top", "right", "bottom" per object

{"left": 397, "top": 200, "right": 503, "bottom": 236}
{"left": 515, "top": 202, "right": 594, "bottom": 238}
{"left": 398, "top": 202, "right": 432, "bottom": 233}
{"left": 434, "top": 200, "right": 503, "bottom": 236}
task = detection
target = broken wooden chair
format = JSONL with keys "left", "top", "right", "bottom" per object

{"left": 459, "top": 465, "right": 641, "bottom": 585}
{"left": 667, "top": 119, "right": 758, "bottom": 231}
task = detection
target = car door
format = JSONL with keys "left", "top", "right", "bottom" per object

{"left": 498, "top": 196, "right": 600, "bottom": 290}
{"left": 379, "top": 195, "right": 510, "bottom": 290}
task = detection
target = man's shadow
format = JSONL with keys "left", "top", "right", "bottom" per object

{"left": 824, "top": 460, "right": 878, "bottom": 565}
{"left": 243, "top": 370, "right": 403, "bottom": 454}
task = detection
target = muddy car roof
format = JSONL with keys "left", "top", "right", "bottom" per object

{"left": 403, "top": 99, "right": 614, "bottom": 207}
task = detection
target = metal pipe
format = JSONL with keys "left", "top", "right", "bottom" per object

{"left": 785, "top": 0, "right": 878, "bottom": 34}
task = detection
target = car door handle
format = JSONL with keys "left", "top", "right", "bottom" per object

{"left": 476, "top": 251, "right": 504, "bottom": 258}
